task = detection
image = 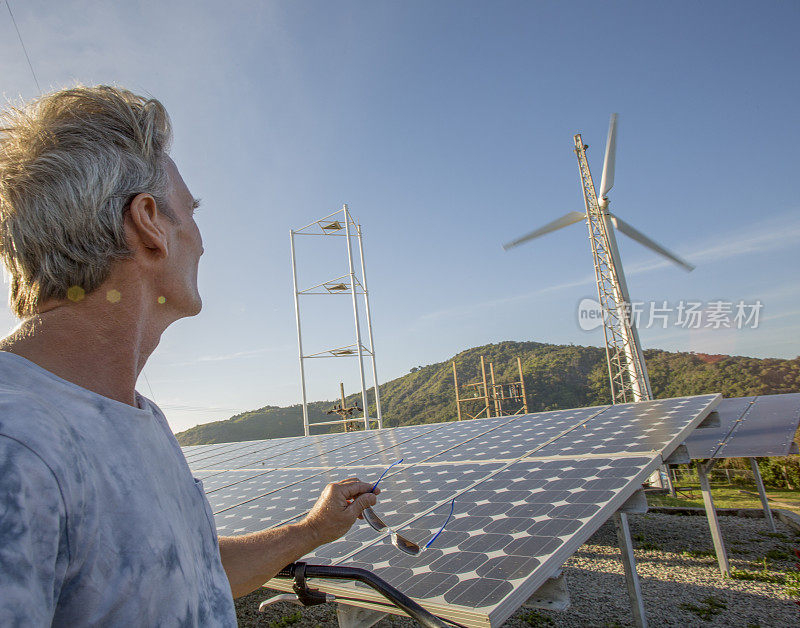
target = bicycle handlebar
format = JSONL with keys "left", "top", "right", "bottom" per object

{"left": 275, "top": 562, "right": 451, "bottom": 628}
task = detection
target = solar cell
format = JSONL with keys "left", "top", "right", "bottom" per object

{"left": 194, "top": 423, "right": 451, "bottom": 494}
{"left": 428, "top": 407, "right": 603, "bottom": 463}
{"left": 187, "top": 439, "right": 278, "bottom": 468}
{"left": 188, "top": 432, "right": 369, "bottom": 477}
{"left": 189, "top": 394, "right": 720, "bottom": 627}
{"left": 683, "top": 394, "right": 800, "bottom": 459}
{"left": 181, "top": 442, "right": 231, "bottom": 458}
{"left": 199, "top": 469, "right": 266, "bottom": 492}
{"left": 192, "top": 433, "right": 358, "bottom": 476}
{"left": 530, "top": 395, "right": 719, "bottom": 458}
{"left": 202, "top": 408, "right": 608, "bottom": 519}
{"left": 182, "top": 441, "right": 245, "bottom": 460}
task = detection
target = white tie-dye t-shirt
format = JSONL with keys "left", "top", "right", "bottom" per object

{"left": 0, "top": 351, "right": 236, "bottom": 626}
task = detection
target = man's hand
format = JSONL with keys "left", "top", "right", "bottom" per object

{"left": 302, "top": 478, "right": 380, "bottom": 545}
{"left": 219, "top": 477, "right": 380, "bottom": 598}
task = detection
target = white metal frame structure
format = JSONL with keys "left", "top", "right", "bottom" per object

{"left": 290, "top": 205, "right": 383, "bottom": 435}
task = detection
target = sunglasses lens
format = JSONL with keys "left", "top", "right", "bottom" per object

{"left": 363, "top": 507, "right": 388, "bottom": 532}
{"left": 391, "top": 532, "right": 421, "bottom": 556}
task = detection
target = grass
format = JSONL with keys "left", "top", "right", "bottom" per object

{"left": 758, "top": 531, "right": 789, "bottom": 540}
{"left": 730, "top": 569, "right": 785, "bottom": 584}
{"left": 728, "top": 553, "right": 800, "bottom": 605}
{"left": 648, "top": 487, "right": 800, "bottom": 511}
{"left": 765, "top": 548, "right": 793, "bottom": 561}
{"left": 729, "top": 558, "right": 786, "bottom": 585}
{"left": 522, "top": 610, "right": 555, "bottom": 626}
{"left": 632, "top": 533, "right": 661, "bottom": 552}
{"left": 680, "top": 596, "right": 727, "bottom": 620}
{"left": 268, "top": 611, "right": 302, "bottom": 628}
{"left": 783, "top": 549, "right": 800, "bottom": 602}
{"left": 682, "top": 548, "right": 716, "bottom": 558}
{"left": 786, "top": 568, "right": 800, "bottom": 600}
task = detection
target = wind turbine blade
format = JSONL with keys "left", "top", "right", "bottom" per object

{"left": 598, "top": 113, "right": 618, "bottom": 199}
{"left": 610, "top": 214, "right": 695, "bottom": 272}
{"left": 503, "top": 212, "right": 585, "bottom": 250}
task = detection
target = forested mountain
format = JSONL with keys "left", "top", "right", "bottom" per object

{"left": 175, "top": 341, "right": 800, "bottom": 444}
{"left": 176, "top": 403, "right": 330, "bottom": 446}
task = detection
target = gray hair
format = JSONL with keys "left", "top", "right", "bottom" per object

{"left": 0, "top": 85, "right": 173, "bottom": 317}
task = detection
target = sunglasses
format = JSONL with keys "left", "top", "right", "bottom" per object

{"left": 363, "top": 458, "right": 456, "bottom": 556}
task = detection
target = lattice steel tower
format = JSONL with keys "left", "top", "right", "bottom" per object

{"left": 504, "top": 114, "right": 695, "bottom": 404}
{"left": 572, "top": 132, "right": 651, "bottom": 403}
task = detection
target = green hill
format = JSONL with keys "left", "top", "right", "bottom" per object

{"left": 176, "top": 403, "right": 328, "bottom": 446}
{"left": 175, "top": 340, "right": 800, "bottom": 444}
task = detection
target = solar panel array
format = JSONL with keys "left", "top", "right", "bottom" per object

{"left": 683, "top": 393, "right": 800, "bottom": 460}
{"left": 182, "top": 394, "right": 720, "bottom": 627}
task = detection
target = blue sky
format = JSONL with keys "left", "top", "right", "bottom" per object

{"left": 1, "top": 1, "right": 798, "bottom": 432}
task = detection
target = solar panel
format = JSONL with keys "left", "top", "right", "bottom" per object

{"left": 181, "top": 443, "right": 228, "bottom": 457}
{"left": 683, "top": 393, "right": 800, "bottom": 460}
{"left": 182, "top": 440, "right": 255, "bottom": 459}
{"left": 190, "top": 394, "right": 719, "bottom": 627}
{"left": 189, "top": 432, "right": 364, "bottom": 477}
{"left": 318, "top": 456, "right": 655, "bottom": 623}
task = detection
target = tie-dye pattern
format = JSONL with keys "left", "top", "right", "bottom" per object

{"left": 0, "top": 352, "right": 236, "bottom": 627}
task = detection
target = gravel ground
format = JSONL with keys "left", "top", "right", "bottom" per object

{"left": 235, "top": 512, "right": 800, "bottom": 627}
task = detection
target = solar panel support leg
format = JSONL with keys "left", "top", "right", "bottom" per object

{"left": 696, "top": 459, "right": 730, "bottom": 576}
{"left": 749, "top": 457, "right": 777, "bottom": 533}
{"left": 662, "top": 446, "right": 689, "bottom": 498}
{"left": 664, "top": 444, "right": 690, "bottom": 465}
{"left": 614, "top": 511, "right": 648, "bottom": 628}
{"left": 664, "top": 466, "right": 677, "bottom": 498}
{"left": 523, "top": 572, "right": 571, "bottom": 611}
{"left": 336, "top": 603, "right": 387, "bottom": 628}
{"left": 620, "top": 489, "right": 648, "bottom": 514}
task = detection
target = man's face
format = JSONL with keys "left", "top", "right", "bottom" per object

{"left": 160, "top": 158, "right": 204, "bottom": 317}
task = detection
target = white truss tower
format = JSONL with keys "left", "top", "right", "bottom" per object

{"left": 290, "top": 205, "right": 383, "bottom": 435}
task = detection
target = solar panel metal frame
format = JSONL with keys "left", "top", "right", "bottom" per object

{"left": 196, "top": 394, "right": 721, "bottom": 627}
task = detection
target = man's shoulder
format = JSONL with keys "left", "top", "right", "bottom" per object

{"left": 0, "top": 381, "right": 85, "bottom": 480}
{"left": 0, "top": 384, "right": 73, "bottom": 439}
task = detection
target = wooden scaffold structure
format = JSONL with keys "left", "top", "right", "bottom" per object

{"left": 326, "top": 383, "right": 363, "bottom": 432}
{"left": 452, "top": 356, "right": 529, "bottom": 420}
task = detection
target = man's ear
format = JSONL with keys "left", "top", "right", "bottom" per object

{"left": 126, "top": 193, "right": 169, "bottom": 258}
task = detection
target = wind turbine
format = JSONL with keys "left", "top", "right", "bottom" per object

{"left": 504, "top": 114, "right": 694, "bottom": 404}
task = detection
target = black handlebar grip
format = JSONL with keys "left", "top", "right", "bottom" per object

{"left": 276, "top": 563, "right": 296, "bottom": 578}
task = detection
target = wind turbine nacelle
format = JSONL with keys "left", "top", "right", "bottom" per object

{"left": 597, "top": 196, "right": 610, "bottom": 209}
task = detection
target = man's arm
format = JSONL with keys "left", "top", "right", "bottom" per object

{"left": 218, "top": 477, "right": 379, "bottom": 598}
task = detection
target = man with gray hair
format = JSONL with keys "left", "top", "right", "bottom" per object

{"left": 0, "top": 86, "right": 379, "bottom": 626}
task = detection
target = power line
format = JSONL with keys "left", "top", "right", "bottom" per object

{"left": 5, "top": 0, "right": 41, "bottom": 93}
{"left": 158, "top": 405, "right": 246, "bottom": 414}
{"left": 142, "top": 371, "right": 157, "bottom": 404}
